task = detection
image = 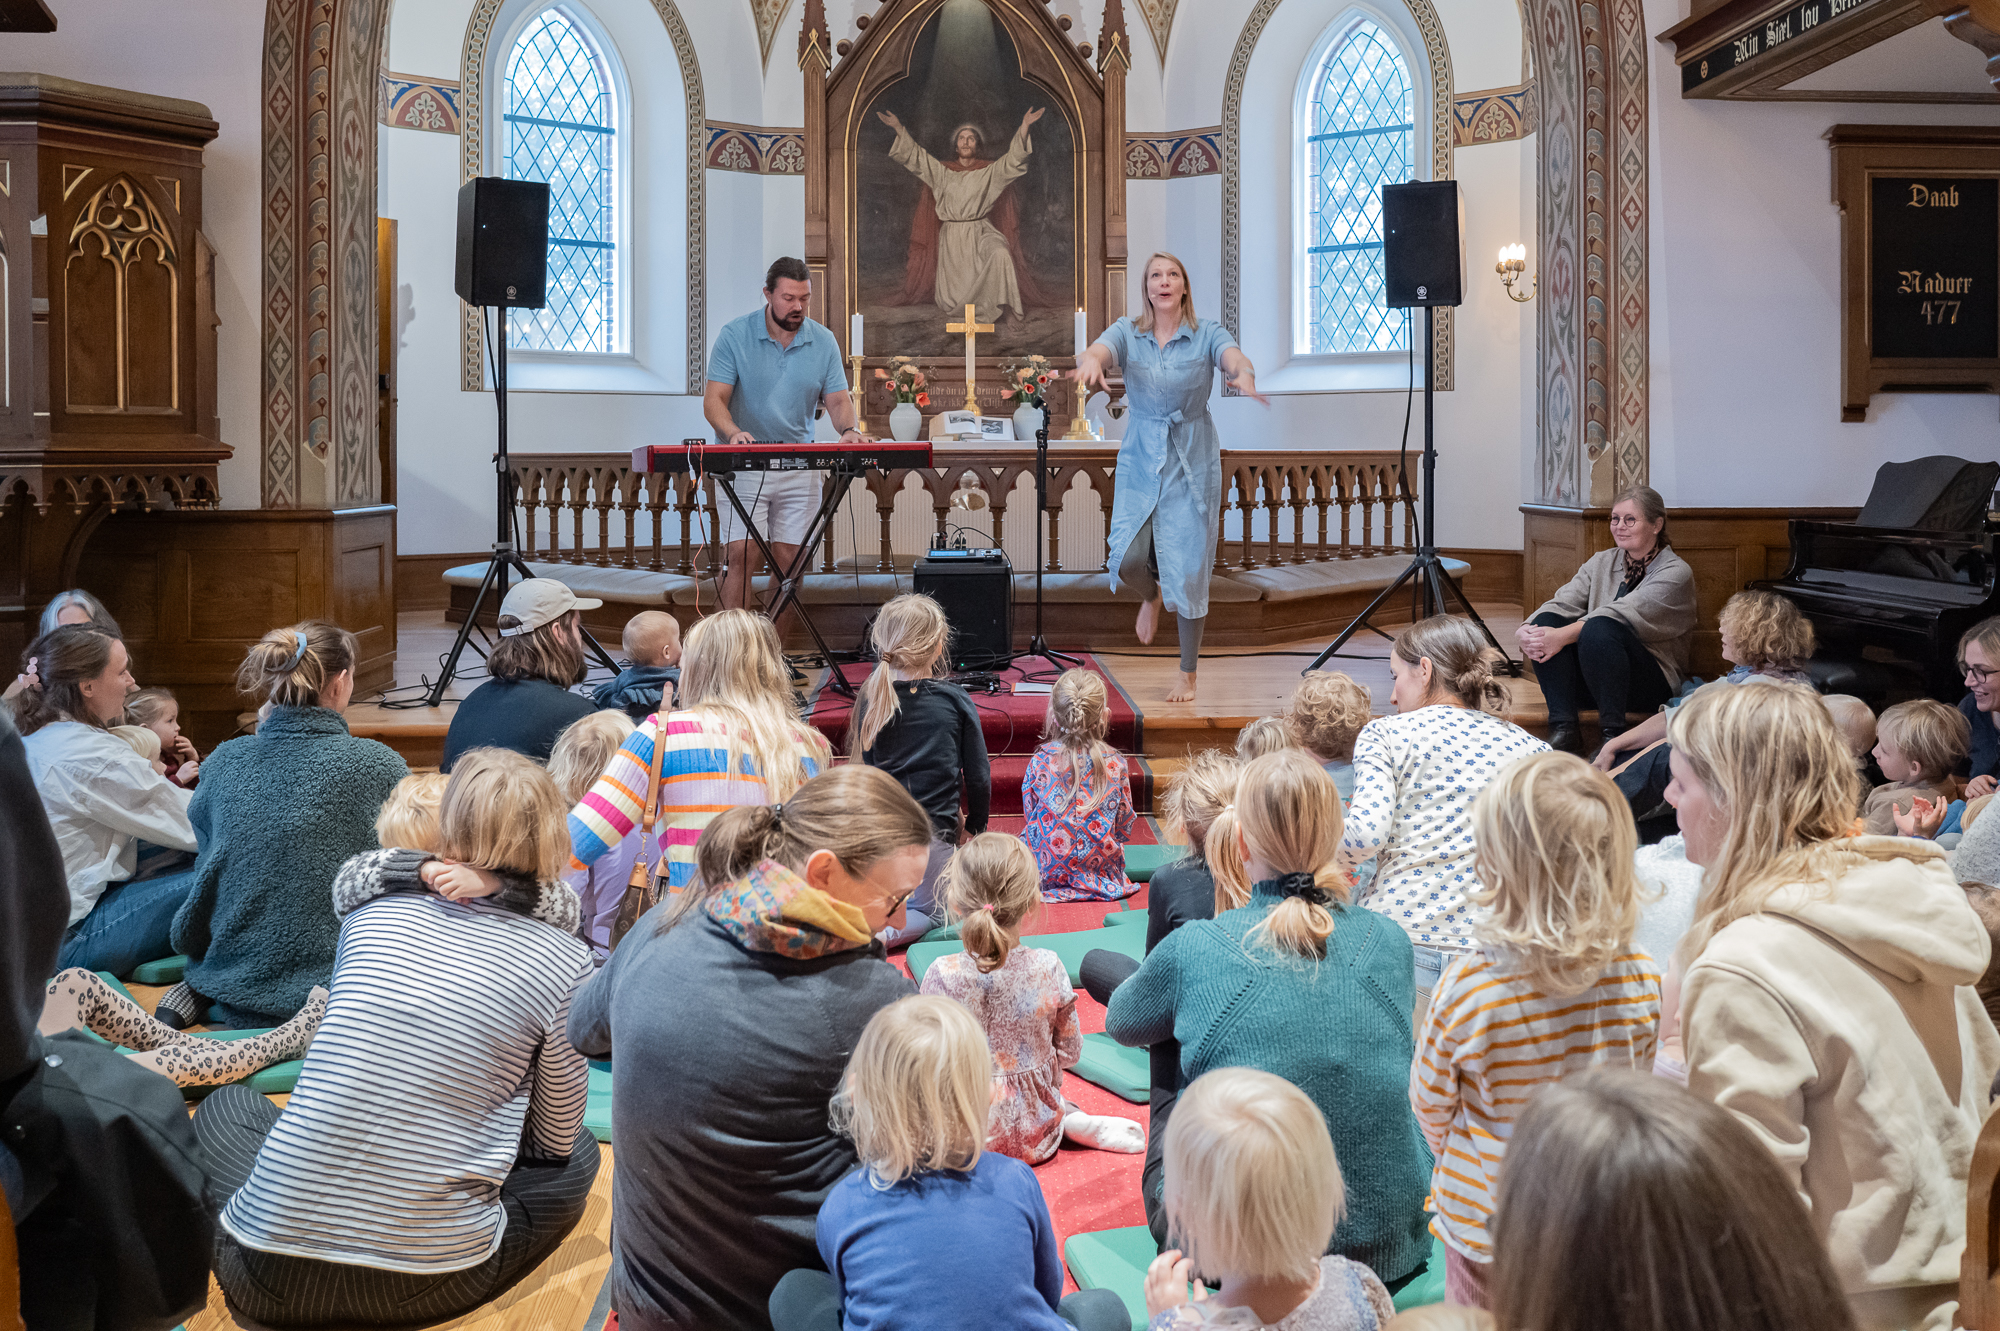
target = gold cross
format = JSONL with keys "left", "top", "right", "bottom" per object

{"left": 946, "top": 303, "right": 994, "bottom": 413}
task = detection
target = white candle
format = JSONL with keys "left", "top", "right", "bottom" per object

{"left": 1074, "top": 308, "right": 1087, "bottom": 357}
{"left": 850, "top": 312, "right": 864, "bottom": 358}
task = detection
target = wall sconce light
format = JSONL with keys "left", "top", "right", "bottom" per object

{"left": 1496, "top": 244, "right": 1535, "bottom": 303}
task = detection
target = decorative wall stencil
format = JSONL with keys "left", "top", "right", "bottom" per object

{"left": 1221, "top": 0, "right": 1455, "bottom": 389}
{"left": 750, "top": 0, "right": 788, "bottom": 68}
{"left": 1450, "top": 82, "right": 1534, "bottom": 146}
{"left": 261, "top": 0, "right": 389, "bottom": 508}
{"left": 1123, "top": 128, "right": 1223, "bottom": 178}
{"left": 1528, "top": 0, "right": 1647, "bottom": 504}
{"left": 460, "top": 0, "right": 706, "bottom": 394}
{"left": 704, "top": 121, "right": 807, "bottom": 174}
{"left": 380, "top": 72, "right": 462, "bottom": 134}
{"left": 1133, "top": 0, "right": 1178, "bottom": 60}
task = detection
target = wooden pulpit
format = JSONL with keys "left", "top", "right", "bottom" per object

{"left": 0, "top": 73, "right": 228, "bottom": 664}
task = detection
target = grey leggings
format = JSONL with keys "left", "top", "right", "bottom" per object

{"left": 1118, "top": 518, "right": 1206, "bottom": 673}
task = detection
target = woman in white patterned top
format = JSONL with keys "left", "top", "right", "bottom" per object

{"left": 1337, "top": 616, "right": 1548, "bottom": 1017}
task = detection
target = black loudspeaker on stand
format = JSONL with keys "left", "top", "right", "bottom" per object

{"left": 1307, "top": 180, "right": 1516, "bottom": 676}
{"left": 427, "top": 178, "right": 616, "bottom": 707}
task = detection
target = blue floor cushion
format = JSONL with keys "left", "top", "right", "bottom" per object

{"left": 1072, "top": 1034, "right": 1147, "bottom": 1103}
{"left": 1123, "top": 844, "right": 1179, "bottom": 883}
{"left": 907, "top": 925, "right": 1146, "bottom": 986}
{"left": 1063, "top": 1226, "right": 1158, "bottom": 1330}
{"left": 586, "top": 1060, "right": 613, "bottom": 1143}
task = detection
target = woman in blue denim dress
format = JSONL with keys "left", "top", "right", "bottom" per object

{"left": 1073, "top": 253, "right": 1267, "bottom": 702}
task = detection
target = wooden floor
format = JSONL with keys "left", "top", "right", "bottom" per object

{"left": 348, "top": 603, "right": 1549, "bottom": 767}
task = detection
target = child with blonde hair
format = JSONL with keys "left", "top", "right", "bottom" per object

{"left": 375, "top": 771, "right": 448, "bottom": 851}
{"left": 769, "top": 995, "right": 1130, "bottom": 1331}
{"left": 549, "top": 709, "right": 640, "bottom": 960}
{"left": 1866, "top": 698, "right": 1969, "bottom": 835}
{"left": 1287, "top": 671, "right": 1373, "bottom": 800}
{"left": 1145, "top": 1066, "right": 1395, "bottom": 1330}
{"left": 126, "top": 686, "right": 200, "bottom": 785}
{"left": 1023, "top": 669, "right": 1137, "bottom": 900}
{"left": 920, "top": 833, "right": 1143, "bottom": 1162}
{"left": 1412, "top": 751, "right": 1662, "bottom": 1308}
{"left": 850, "top": 593, "right": 992, "bottom": 945}
{"left": 592, "top": 610, "right": 682, "bottom": 722}
{"left": 1235, "top": 716, "right": 1289, "bottom": 762}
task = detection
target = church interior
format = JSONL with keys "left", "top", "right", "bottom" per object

{"left": 5, "top": 0, "right": 2000, "bottom": 1325}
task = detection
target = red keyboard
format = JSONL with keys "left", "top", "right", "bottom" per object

{"left": 632, "top": 440, "right": 935, "bottom": 474}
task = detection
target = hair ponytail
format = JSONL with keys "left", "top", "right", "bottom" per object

{"left": 237, "top": 621, "right": 356, "bottom": 708}
{"left": 1042, "top": 669, "right": 1114, "bottom": 811}
{"left": 851, "top": 595, "right": 950, "bottom": 759}
{"left": 1233, "top": 751, "right": 1347, "bottom": 959}
{"left": 10, "top": 625, "right": 119, "bottom": 736}
{"left": 939, "top": 833, "right": 1042, "bottom": 973}
{"left": 1205, "top": 805, "right": 1250, "bottom": 912}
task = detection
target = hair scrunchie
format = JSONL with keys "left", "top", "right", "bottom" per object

{"left": 1275, "top": 871, "right": 1330, "bottom": 906}
{"left": 280, "top": 630, "right": 309, "bottom": 672}
{"left": 769, "top": 802, "right": 786, "bottom": 829}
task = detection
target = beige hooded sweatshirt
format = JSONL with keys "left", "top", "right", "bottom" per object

{"left": 1683, "top": 839, "right": 2000, "bottom": 1331}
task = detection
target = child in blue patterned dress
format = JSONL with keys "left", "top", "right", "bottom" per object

{"left": 1021, "top": 670, "right": 1137, "bottom": 902}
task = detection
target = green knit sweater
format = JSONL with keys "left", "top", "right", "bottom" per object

{"left": 1103, "top": 884, "right": 1434, "bottom": 1283}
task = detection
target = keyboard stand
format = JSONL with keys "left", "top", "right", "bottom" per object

{"left": 714, "top": 462, "right": 862, "bottom": 700}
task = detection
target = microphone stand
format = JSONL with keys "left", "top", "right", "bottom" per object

{"left": 1017, "top": 390, "right": 1084, "bottom": 674}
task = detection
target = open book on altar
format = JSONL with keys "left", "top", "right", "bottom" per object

{"left": 930, "top": 410, "right": 1020, "bottom": 441}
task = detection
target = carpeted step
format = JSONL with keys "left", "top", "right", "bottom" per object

{"left": 985, "top": 753, "right": 1154, "bottom": 818}
{"left": 806, "top": 655, "right": 1144, "bottom": 757}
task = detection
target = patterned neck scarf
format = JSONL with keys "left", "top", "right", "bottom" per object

{"left": 707, "top": 858, "right": 875, "bottom": 960}
{"left": 1618, "top": 543, "right": 1663, "bottom": 597}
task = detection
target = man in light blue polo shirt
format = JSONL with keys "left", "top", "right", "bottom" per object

{"left": 702, "top": 257, "right": 866, "bottom": 615}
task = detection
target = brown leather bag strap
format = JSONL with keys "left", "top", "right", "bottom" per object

{"left": 640, "top": 711, "right": 667, "bottom": 835}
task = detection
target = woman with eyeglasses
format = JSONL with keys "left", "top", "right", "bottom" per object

{"left": 567, "top": 764, "right": 929, "bottom": 1331}
{"left": 1955, "top": 617, "right": 2000, "bottom": 801}
{"left": 1517, "top": 486, "right": 1696, "bottom": 756}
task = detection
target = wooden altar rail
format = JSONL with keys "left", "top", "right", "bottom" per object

{"left": 502, "top": 449, "right": 1416, "bottom": 578}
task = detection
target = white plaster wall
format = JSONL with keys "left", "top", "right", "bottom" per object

{"left": 1643, "top": 5, "right": 2000, "bottom": 507}
{"left": 0, "top": 0, "right": 270, "bottom": 509}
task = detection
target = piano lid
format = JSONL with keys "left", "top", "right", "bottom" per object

{"left": 1783, "top": 520, "right": 1995, "bottom": 602}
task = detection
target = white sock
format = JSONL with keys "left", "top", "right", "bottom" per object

{"left": 1063, "top": 1110, "right": 1146, "bottom": 1153}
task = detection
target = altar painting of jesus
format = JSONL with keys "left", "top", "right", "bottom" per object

{"left": 878, "top": 108, "right": 1054, "bottom": 326}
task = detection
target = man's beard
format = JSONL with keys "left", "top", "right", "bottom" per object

{"left": 772, "top": 307, "right": 805, "bottom": 330}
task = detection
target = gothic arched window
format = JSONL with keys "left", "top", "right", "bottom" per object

{"left": 503, "top": 6, "right": 619, "bottom": 353}
{"left": 1304, "top": 19, "right": 1414, "bottom": 354}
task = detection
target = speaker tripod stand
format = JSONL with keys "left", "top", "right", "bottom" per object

{"left": 1008, "top": 394, "right": 1085, "bottom": 677}
{"left": 1305, "top": 306, "right": 1518, "bottom": 675}
{"left": 425, "top": 309, "right": 617, "bottom": 708}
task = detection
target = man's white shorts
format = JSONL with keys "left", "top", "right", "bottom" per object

{"left": 710, "top": 469, "right": 823, "bottom": 549}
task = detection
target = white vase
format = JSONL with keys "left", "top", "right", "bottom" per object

{"left": 889, "top": 402, "right": 922, "bottom": 442}
{"left": 1013, "top": 403, "right": 1044, "bottom": 443}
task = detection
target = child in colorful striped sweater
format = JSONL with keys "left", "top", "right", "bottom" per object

{"left": 566, "top": 610, "right": 830, "bottom": 901}
{"left": 1411, "top": 751, "right": 1662, "bottom": 1310}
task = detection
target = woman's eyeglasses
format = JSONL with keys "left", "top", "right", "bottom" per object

{"left": 1963, "top": 661, "right": 1998, "bottom": 683}
{"left": 1608, "top": 514, "right": 1645, "bottom": 528}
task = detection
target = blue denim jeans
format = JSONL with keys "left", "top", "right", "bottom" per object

{"left": 57, "top": 866, "right": 199, "bottom": 978}
{"left": 1413, "top": 945, "right": 1450, "bottom": 1031}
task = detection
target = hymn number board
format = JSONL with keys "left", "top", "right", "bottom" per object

{"left": 1829, "top": 126, "right": 2000, "bottom": 422}
{"left": 1869, "top": 177, "right": 1999, "bottom": 361}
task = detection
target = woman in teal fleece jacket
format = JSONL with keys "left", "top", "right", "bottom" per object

{"left": 168, "top": 624, "right": 407, "bottom": 1027}
{"left": 1102, "top": 750, "right": 1433, "bottom": 1289}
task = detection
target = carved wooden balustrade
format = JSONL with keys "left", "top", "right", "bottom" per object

{"left": 502, "top": 448, "right": 1415, "bottom": 579}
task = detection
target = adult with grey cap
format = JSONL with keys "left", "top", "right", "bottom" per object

{"left": 442, "top": 578, "right": 603, "bottom": 772}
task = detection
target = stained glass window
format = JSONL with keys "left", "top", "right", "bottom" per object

{"left": 1306, "top": 21, "right": 1413, "bottom": 354}
{"left": 503, "top": 8, "right": 617, "bottom": 353}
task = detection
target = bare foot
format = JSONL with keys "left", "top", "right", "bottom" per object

{"left": 1165, "top": 670, "right": 1196, "bottom": 703}
{"left": 1135, "top": 596, "right": 1162, "bottom": 646}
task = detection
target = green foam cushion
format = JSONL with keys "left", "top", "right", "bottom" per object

{"left": 127, "top": 955, "right": 188, "bottom": 985}
{"left": 907, "top": 925, "right": 1146, "bottom": 986}
{"left": 1063, "top": 1226, "right": 1158, "bottom": 1331}
{"left": 91, "top": 972, "right": 139, "bottom": 1005}
{"left": 1072, "top": 1033, "right": 1148, "bottom": 1103}
{"left": 1391, "top": 1236, "right": 1449, "bottom": 1312}
{"left": 1123, "top": 844, "right": 1179, "bottom": 883}
{"left": 1102, "top": 909, "right": 1145, "bottom": 929}
{"left": 585, "top": 1062, "right": 613, "bottom": 1143}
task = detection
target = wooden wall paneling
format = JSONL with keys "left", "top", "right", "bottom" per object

{"left": 78, "top": 507, "right": 397, "bottom": 750}
{"left": 1521, "top": 504, "right": 1860, "bottom": 679}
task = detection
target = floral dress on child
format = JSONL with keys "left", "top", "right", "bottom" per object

{"left": 920, "top": 945, "right": 1080, "bottom": 1164}
{"left": 1022, "top": 742, "right": 1137, "bottom": 902}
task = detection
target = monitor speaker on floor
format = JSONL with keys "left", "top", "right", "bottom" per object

{"left": 914, "top": 550, "right": 1013, "bottom": 670}
{"left": 454, "top": 177, "right": 549, "bottom": 309}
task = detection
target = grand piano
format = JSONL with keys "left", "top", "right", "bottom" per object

{"left": 1754, "top": 457, "right": 2000, "bottom": 703}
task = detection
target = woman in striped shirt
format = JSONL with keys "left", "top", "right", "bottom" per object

{"left": 567, "top": 609, "right": 831, "bottom": 900}
{"left": 1411, "top": 752, "right": 1662, "bottom": 1310}
{"left": 192, "top": 748, "right": 599, "bottom": 1328}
